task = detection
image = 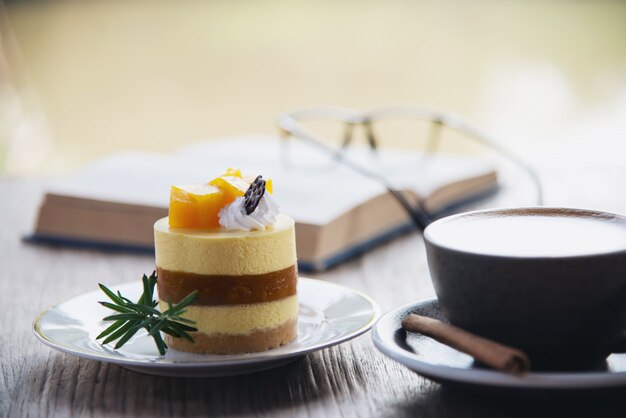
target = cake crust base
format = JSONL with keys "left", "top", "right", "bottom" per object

{"left": 165, "top": 319, "right": 297, "bottom": 354}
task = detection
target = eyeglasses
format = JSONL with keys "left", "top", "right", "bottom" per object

{"left": 277, "top": 105, "right": 544, "bottom": 230}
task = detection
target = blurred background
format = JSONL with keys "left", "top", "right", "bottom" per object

{"left": 1, "top": 0, "right": 625, "bottom": 175}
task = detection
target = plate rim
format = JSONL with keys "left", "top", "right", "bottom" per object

{"left": 33, "top": 277, "right": 381, "bottom": 369}
{"left": 371, "top": 298, "right": 626, "bottom": 390}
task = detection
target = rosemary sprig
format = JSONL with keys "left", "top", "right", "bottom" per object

{"left": 96, "top": 271, "right": 198, "bottom": 355}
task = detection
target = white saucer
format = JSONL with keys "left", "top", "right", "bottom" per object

{"left": 34, "top": 277, "right": 380, "bottom": 377}
{"left": 372, "top": 299, "right": 626, "bottom": 392}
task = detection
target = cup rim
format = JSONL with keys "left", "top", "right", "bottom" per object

{"left": 424, "top": 206, "right": 626, "bottom": 260}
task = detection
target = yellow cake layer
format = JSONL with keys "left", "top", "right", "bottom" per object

{"left": 154, "top": 214, "right": 297, "bottom": 275}
{"left": 158, "top": 295, "right": 298, "bottom": 335}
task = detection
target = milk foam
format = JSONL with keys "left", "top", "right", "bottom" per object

{"left": 426, "top": 209, "right": 626, "bottom": 257}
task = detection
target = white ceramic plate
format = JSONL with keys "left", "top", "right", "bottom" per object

{"left": 33, "top": 277, "right": 380, "bottom": 377}
{"left": 372, "top": 299, "right": 626, "bottom": 393}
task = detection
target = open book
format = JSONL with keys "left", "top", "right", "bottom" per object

{"left": 28, "top": 136, "right": 497, "bottom": 271}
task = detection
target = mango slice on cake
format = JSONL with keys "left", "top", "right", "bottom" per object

{"left": 168, "top": 169, "right": 273, "bottom": 228}
{"left": 209, "top": 175, "right": 250, "bottom": 201}
{"left": 169, "top": 184, "right": 226, "bottom": 228}
{"left": 222, "top": 168, "right": 242, "bottom": 178}
{"left": 210, "top": 171, "right": 273, "bottom": 199}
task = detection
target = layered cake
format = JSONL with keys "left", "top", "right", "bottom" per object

{"left": 154, "top": 170, "right": 298, "bottom": 354}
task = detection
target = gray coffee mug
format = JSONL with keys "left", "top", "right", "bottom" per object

{"left": 424, "top": 207, "right": 626, "bottom": 370}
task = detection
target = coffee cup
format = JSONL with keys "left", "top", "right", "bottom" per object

{"left": 424, "top": 207, "right": 626, "bottom": 370}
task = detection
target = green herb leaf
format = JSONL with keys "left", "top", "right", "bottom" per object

{"left": 102, "top": 313, "right": 145, "bottom": 322}
{"left": 102, "top": 321, "right": 136, "bottom": 345}
{"left": 96, "top": 271, "right": 198, "bottom": 355}
{"left": 96, "top": 319, "right": 126, "bottom": 340}
{"left": 99, "top": 283, "right": 125, "bottom": 305}
{"left": 162, "top": 291, "right": 198, "bottom": 316}
{"left": 98, "top": 301, "right": 134, "bottom": 314}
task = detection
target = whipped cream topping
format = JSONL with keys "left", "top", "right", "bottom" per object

{"left": 218, "top": 192, "right": 279, "bottom": 231}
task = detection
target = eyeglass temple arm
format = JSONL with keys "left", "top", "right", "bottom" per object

{"left": 440, "top": 116, "right": 545, "bottom": 206}
{"left": 386, "top": 188, "right": 431, "bottom": 230}
{"left": 278, "top": 123, "right": 431, "bottom": 231}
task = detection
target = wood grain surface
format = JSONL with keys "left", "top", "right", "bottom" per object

{"left": 2, "top": 160, "right": 626, "bottom": 417}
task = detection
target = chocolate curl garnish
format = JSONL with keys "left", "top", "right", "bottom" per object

{"left": 243, "top": 175, "right": 266, "bottom": 215}
{"left": 402, "top": 314, "right": 530, "bottom": 374}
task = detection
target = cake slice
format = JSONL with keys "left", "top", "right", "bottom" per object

{"left": 154, "top": 171, "right": 298, "bottom": 354}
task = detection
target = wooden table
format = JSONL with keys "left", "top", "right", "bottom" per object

{"left": 2, "top": 157, "right": 626, "bottom": 417}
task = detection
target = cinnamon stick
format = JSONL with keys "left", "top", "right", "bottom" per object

{"left": 401, "top": 314, "right": 530, "bottom": 374}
